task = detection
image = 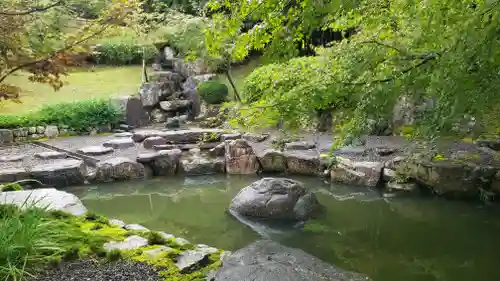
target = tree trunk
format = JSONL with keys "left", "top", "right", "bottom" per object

{"left": 141, "top": 47, "right": 148, "bottom": 83}
{"left": 225, "top": 70, "right": 241, "bottom": 102}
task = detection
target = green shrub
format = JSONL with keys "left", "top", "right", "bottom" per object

{"left": 93, "top": 30, "right": 157, "bottom": 65}
{"left": 0, "top": 99, "right": 123, "bottom": 132}
{"left": 197, "top": 81, "right": 228, "bottom": 104}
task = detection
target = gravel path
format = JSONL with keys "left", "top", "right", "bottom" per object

{"left": 33, "top": 260, "right": 160, "bottom": 281}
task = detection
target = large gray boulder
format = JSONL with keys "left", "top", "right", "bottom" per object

{"left": 256, "top": 149, "right": 286, "bottom": 173}
{"left": 284, "top": 151, "right": 321, "bottom": 176}
{"left": 110, "top": 95, "right": 150, "bottom": 128}
{"left": 94, "top": 157, "right": 145, "bottom": 183}
{"left": 137, "top": 149, "right": 182, "bottom": 176}
{"left": 230, "top": 178, "right": 320, "bottom": 221}
{"left": 213, "top": 240, "right": 369, "bottom": 281}
{"left": 0, "top": 129, "right": 14, "bottom": 144}
{"left": 138, "top": 80, "right": 177, "bottom": 107}
{"left": 180, "top": 155, "right": 225, "bottom": 175}
{"left": 30, "top": 159, "right": 86, "bottom": 187}
{"left": 159, "top": 100, "right": 192, "bottom": 112}
{"left": 225, "top": 139, "right": 260, "bottom": 174}
{"left": 0, "top": 188, "right": 87, "bottom": 216}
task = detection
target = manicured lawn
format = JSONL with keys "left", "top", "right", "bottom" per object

{"left": 1, "top": 66, "right": 144, "bottom": 115}
{"left": 0, "top": 58, "right": 260, "bottom": 115}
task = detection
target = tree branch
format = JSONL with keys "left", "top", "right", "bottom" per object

{"left": 0, "top": 1, "right": 63, "bottom": 16}
{"left": 0, "top": 23, "right": 111, "bottom": 84}
{"left": 342, "top": 52, "right": 438, "bottom": 86}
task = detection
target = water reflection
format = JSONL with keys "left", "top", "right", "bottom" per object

{"left": 68, "top": 175, "right": 500, "bottom": 281}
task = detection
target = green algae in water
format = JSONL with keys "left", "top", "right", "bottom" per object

{"left": 71, "top": 175, "right": 500, "bottom": 281}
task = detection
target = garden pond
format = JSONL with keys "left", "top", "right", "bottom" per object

{"left": 68, "top": 175, "right": 500, "bottom": 281}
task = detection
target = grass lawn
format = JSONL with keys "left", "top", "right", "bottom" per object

{"left": 1, "top": 66, "right": 144, "bottom": 115}
{"left": 0, "top": 58, "right": 260, "bottom": 115}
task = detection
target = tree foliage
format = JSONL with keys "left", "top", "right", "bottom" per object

{"left": 0, "top": 0, "right": 139, "bottom": 100}
{"left": 206, "top": 0, "right": 500, "bottom": 140}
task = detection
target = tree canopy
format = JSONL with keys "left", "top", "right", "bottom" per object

{"left": 205, "top": 0, "right": 500, "bottom": 141}
{"left": 0, "top": 0, "right": 139, "bottom": 100}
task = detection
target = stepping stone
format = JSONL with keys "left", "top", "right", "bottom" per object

{"left": 114, "top": 132, "right": 133, "bottom": 138}
{"left": 175, "top": 250, "right": 209, "bottom": 273}
{"left": 221, "top": 133, "right": 241, "bottom": 141}
{"left": 143, "top": 136, "right": 167, "bottom": 149}
{"left": 109, "top": 219, "right": 126, "bottom": 228}
{"left": 104, "top": 235, "right": 148, "bottom": 251}
{"left": 124, "top": 224, "right": 149, "bottom": 232}
{"left": 0, "top": 154, "right": 25, "bottom": 162}
{"left": 103, "top": 138, "right": 135, "bottom": 149}
{"left": 144, "top": 246, "right": 172, "bottom": 258}
{"left": 153, "top": 144, "right": 178, "bottom": 151}
{"left": 285, "top": 141, "right": 316, "bottom": 150}
{"left": 34, "top": 151, "right": 67, "bottom": 160}
{"left": 77, "top": 146, "right": 114, "bottom": 156}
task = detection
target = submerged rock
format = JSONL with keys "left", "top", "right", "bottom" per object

{"left": 0, "top": 188, "right": 86, "bottom": 216}
{"left": 213, "top": 240, "right": 369, "bottom": 281}
{"left": 230, "top": 178, "right": 320, "bottom": 221}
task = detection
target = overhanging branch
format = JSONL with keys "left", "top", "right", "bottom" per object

{"left": 0, "top": 1, "right": 64, "bottom": 16}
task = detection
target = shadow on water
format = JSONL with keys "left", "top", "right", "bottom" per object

{"left": 68, "top": 174, "right": 500, "bottom": 281}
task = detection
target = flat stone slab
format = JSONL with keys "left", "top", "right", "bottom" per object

{"left": 30, "top": 159, "right": 86, "bottom": 187}
{"left": 221, "top": 133, "right": 241, "bottom": 141}
{"left": 143, "top": 136, "right": 167, "bottom": 149}
{"left": 34, "top": 151, "right": 68, "bottom": 160}
{"left": 0, "top": 188, "right": 86, "bottom": 216}
{"left": 285, "top": 141, "right": 316, "bottom": 150}
{"left": 175, "top": 250, "right": 208, "bottom": 273}
{"left": 104, "top": 235, "right": 148, "bottom": 251}
{"left": 153, "top": 144, "right": 178, "bottom": 151}
{"left": 0, "top": 154, "right": 25, "bottom": 162}
{"left": 213, "top": 240, "right": 369, "bottom": 281}
{"left": 114, "top": 132, "right": 133, "bottom": 138}
{"left": 0, "top": 168, "right": 30, "bottom": 183}
{"left": 124, "top": 224, "right": 149, "bottom": 232}
{"left": 103, "top": 138, "right": 135, "bottom": 149}
{"left": 77, "top": 146, "right": 114, "bottom": 156}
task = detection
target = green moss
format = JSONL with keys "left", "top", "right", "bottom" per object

{"left": 78, "top": 221, "right": 127, "bottom": 241}
{"left": 0, "top": 183, "right": 23, "bottom": 192}
{"left": 85, "top": 212, "right": 110, "bottom": 225}
{"left": 432, "top": 153, "right": 447, "bottom": 161}
{"left": 107, "top": 249, "right": 123, "bottom": 262}
{"left": 146, "top": 231, "right": 168, "bottom": 245}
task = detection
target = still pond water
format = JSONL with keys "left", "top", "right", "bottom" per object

{"left": 68, "top": 175, "right": 500, "bottom": 281}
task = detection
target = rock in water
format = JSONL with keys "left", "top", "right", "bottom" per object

{"left": 230, "top": 178, "right": 320, "bottom": 220}
{"left": 94, "top": 157, "right": 145, "bottom": 183}
{"left": 225, "top": 139, "right": 260, "bottom": 174}
{"left": 213, "top": 240, "right": 369, "bottom": 281}
{"left": 30, "top": 159, "right": 86, "bottom": 187}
